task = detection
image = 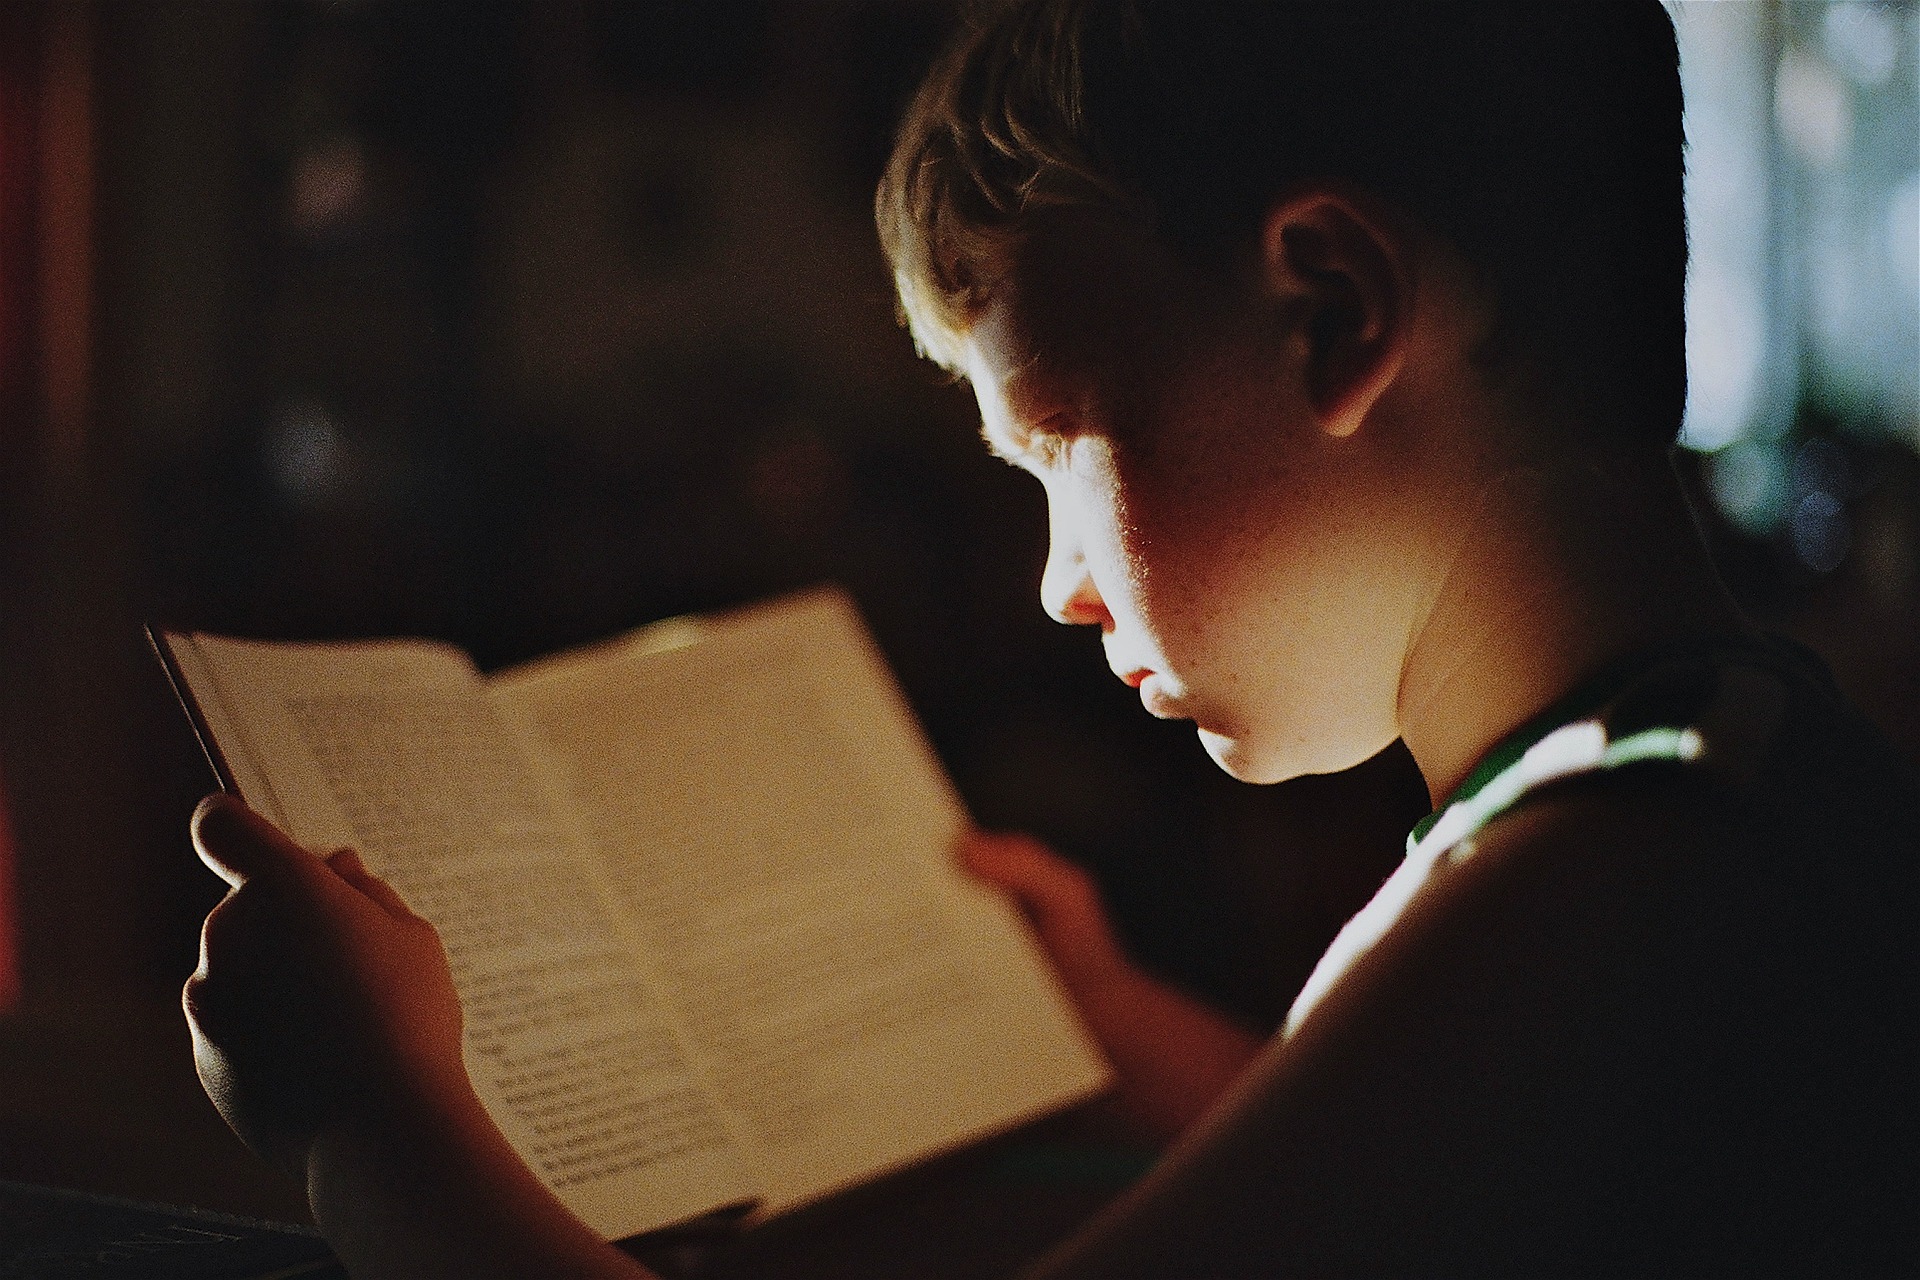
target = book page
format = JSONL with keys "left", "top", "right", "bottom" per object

{"left": 169, "top": 634, "right": 762, "bottom": 1241}
{"left": 490, "top": 588, "right": 1111, "bottom": 1213}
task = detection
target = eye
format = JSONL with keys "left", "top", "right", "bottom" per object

{"left": 1027, "top": 432, "right": 1069, "bottom": 467}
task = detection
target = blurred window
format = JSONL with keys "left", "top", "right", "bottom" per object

{"left": 1674, "top": 0, "right": 1918, "bottom": 472}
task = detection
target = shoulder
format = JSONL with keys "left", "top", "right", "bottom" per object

{"left": 1402, "top": 668, "right": 1919, "bottom": 1058}
{"left": 1315, "top": 684, "right": 1919, "bottom": 1262}
{"left": 1038, "top": 643, "right": 1917, "bottom": 1277}
{"left": 1455, "top": 637, "right": 1920, "bottom": 954}
{"left": 1429, "top": 632, "right": 1919, "bottom": 958}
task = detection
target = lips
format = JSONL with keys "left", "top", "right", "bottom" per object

{"left": 1117, "top": 667, "right": 1152, "bottom": 689}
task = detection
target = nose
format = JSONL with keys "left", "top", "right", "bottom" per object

{"left": 1040, "top": 505, "right": 1110, "bottom": 628}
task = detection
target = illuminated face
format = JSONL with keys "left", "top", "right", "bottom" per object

{"left": 960, "top": 216, "right": 1422, "bottom": 783}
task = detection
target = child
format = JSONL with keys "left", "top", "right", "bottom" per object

{"left": 186, "top": 2, "right": 1917, "bottom": 1275}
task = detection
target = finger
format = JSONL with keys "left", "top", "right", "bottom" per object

{"left": 192, "top": 885, "right": 235, "bottom": 981}
{"left": 187, "top": 889, "right": 275, "bottom": 1039}
{"left": 325, "top": 847, "right": 420, "bottom": 921}
{"left": 191, "top": 795, "right": 318, "bottom": 889}
{"left": 961, "top": 832, "right": 1123, "bottom": 973}
{"left": 960, "top": 830, "right": 1059, "bottom": 907}
{"left": 962, "top": 831, "right": 1097, "bottom": 923}
{"left": 325, "top": 846, "right": 366, "bottom": 876}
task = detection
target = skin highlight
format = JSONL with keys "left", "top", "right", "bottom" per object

{"left": 958, "top": 197, "right": 1745, "bottom": 799}
{"left": 177, "top": 182, "right": 1755, "bottom": 1279}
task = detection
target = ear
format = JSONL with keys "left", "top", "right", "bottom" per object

{"left": 1259, "top": 188, "right": 1413, "bottom": 438}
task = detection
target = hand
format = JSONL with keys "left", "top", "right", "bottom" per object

{"left": 184, "top": 796, "right": 472, "bottom": 1181}
{"left": 961, "top": 830, "right": 1266, "bottom": 1144}
{"left": 961, "top": 830, "right": 1132, "bottom": 998}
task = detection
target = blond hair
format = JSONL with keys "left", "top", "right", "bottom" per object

{"left": 874, "top": 0, "right": 1689, "bottom": 446}
{"left": 875, "top": 0, "right": 1138, "bottom": 372}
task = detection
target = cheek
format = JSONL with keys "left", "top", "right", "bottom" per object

{"left": 1103, "top": 441, "right": 1271, "bottom": 615}
{"left": 1052, "top": 444, "right": 1141, "bottom": 593}
{"left": 1066, "top": 443, "right": 1225, "bottom": 622}
{"left": 1113, "top": 366, "right": 1308, "bottom": 570}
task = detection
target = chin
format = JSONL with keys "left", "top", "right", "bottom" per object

{"left": 1198, "top": 724, "right": 1388, "bottom": 785}
{"left": 1197, "top": 728, "right": 1300, "bottom": 784}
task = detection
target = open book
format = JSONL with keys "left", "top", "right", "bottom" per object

{"left": 152, "top": 588, "right": 1109, "bottom": 1242}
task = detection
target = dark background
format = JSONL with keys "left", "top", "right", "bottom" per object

{"left": 2, "top": 0, "right": 1915, "bottom": 1228}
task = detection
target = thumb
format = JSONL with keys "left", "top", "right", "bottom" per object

{"left": 325, "top": 847, "right": 424, "bottom": 922}
{"left": 961, "top": 831, "right": 1127, "bottom": 981}
{"left": 191, "top": 794, "right": 314, "bottom": 889}
{"left": 963, "top": 832, "right": 1098, "bottom": 925}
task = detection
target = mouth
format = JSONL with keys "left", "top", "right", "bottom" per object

{"left": 1117, "top": 667, "right": 1152, "bottom": 689}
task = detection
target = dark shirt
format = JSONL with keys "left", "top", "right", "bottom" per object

{"left": 1041, "top": 636, "right": 1919, "bottom": 1277}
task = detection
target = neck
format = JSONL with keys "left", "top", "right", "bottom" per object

{"left": 1396, "top": 451, "right": 1749, "bottom": 806}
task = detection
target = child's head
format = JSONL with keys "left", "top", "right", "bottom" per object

{"left": 878, "top": 0, "right": 1687, "bottom": 447}
{"left": 877, "top": 1, "right": 1692, "bottom": 785}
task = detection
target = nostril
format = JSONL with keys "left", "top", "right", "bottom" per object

{"left": 1047, "top": 577, "right": 1110, "bottom": 629}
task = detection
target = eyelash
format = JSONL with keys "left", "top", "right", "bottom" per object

{"left": 1021, "top": 411, "right": 1078, "bottom": 467}
{"left": 1026, "top": 432, "right": 1069, "bottom": 466}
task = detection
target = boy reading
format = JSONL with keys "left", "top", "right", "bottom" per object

{"left": 184, "top": 1, "right": 1916, "bottom": 1275}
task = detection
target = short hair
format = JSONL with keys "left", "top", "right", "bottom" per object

{"left": 877, "top": 0, "right": 1688, "bottom": 448}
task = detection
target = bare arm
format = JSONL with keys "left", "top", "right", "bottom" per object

{"left": 1020, "top": 782, "right": 1821, "bottom": 1279}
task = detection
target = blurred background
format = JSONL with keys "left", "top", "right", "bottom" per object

{"left": 1, "top": 0, "right": 1915, "bottom": 1224}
